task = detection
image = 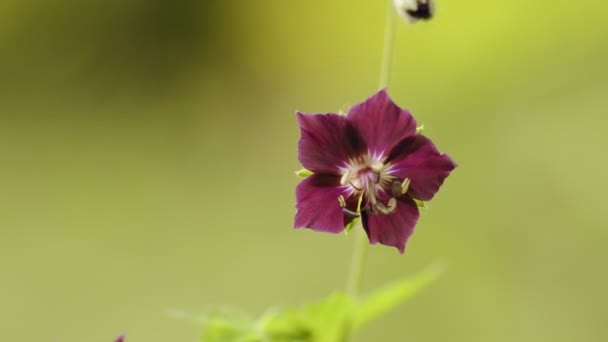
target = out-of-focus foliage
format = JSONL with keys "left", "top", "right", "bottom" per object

{"left": 1, "top": 0, "right": 607, "bottom": 342}
{"left": 351, "top": 264, "right": 442, "bottom": 330}
{"left": 196, "top": 265, "right": 439, "bottom": 342}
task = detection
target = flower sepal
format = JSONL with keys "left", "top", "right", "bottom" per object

{"left": 414, "top": 199, "right": 426, "bottom": 208}
{"left": 344, "top": 217, "right": 360, "bottom": 234}
{"left": 295, "top": 168, "right": 313, "bottom": 178}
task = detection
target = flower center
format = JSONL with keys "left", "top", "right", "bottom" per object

{"left": 339, "top": 154, "right": 400, "bottom": 216}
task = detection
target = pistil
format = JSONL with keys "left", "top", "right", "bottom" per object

{"left": 366, "top": 178, "right": 378, "bottom": 205}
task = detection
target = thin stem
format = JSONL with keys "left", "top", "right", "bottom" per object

{"left": 343, "top": 3, "right": 397, "bottom": 341}
{"left": 346, "top": 223, "right": 369, "bottom": 297}
{"left": 378, "top": 0, "right": 397, "bottom": 89}
{"left": 342, "top": 222, "right": 368, "bottom": 342}
{"left": 346, "top": 0, "right": 398, "bottom": 300}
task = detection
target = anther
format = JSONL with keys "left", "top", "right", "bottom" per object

{"left": 370, "top": 161, "right": 384, "bottom": 173}
{"left": 338, "top": 195, "right": 346, "bottom": 208}
{"left": 392, "top": 178, "right": 411, "bottom": 197}
{"left": 374, "top": 198, "right": 398, "bottom": 215}
{"left": 340, "top": 170, "right": 351, "bottom": 186}
{"left": 401, "top": 178, "right": 411, "bottom": 194}
{"left": 387, "top": 197, "right": 397, "bottom": 212}
{"left": 392, "top": 180, "right": 402, "bottom": 197}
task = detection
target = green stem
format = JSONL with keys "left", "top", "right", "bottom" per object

{"left": 342, "top": 223, "right": 368, "bottom": 342}
{"left": 346, "top": 0, "right": 397, "bottom": 301}
{"left": 346, "top": 223, "right": 369, "bottom": 297}
{"left": 378, "top": 0, "right": 397, "bottom": 89}
{"left": 343, "top": 2, "right": 397, "bottom": 341}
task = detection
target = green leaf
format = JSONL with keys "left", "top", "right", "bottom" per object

{"left": 302, "top": 293, "right": 353, "bottom": 342}
{"left": 199, "top": 318, "right": 242, "bottom": 342}
{"left": 345, "top": 195, "right": 364, "bottom": 233}
{"left": 190, "top": 264, "right": 443, "bottom": 342}
{"left": 258, "top": 308, "right": 312, "bottom": 342}
{"left": 352, "top": 263, "right": 445, "bottom": 330}
{"left": 196, "top": 310, "right": 261, "bottom": 342}
{"left": 295, "top": 169, "right": 313, "bottom": 178}
{"left": 261, "top": 293, "right": 354, "bottom": 342}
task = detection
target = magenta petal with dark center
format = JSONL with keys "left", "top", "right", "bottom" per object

{"left": 362, "top": 196, "right": 420, "bottom": 254}
{"left": 387, "top": 135, "right": 457, "bottom": 201}
{"left": 347, "top": 89, "right": 417, "bottom": 157}
{"left": 294, "top": 89, "right": 456, "bottom": 253}
{"left": 296, "top": 112, "right": 366, "bottom": 173}
{"left": 295, "top": 174, "right": 352, "bottom": 233}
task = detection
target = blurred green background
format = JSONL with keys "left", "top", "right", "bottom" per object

{"left": 1, "top": 0, "right": 607, "bottom": 341}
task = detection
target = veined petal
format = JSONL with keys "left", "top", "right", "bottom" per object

{"left": 386, "top": 135, "right": 456, "bottom": 201}
{"left": 346, "top": 89, "right": 417, "bottom": 157}
{"left": 296, "top": 112, "right": 366, "bottom": 173}
{"left": 362, "top": 196, "right": 420, "bottom": 254}
{"left": 295, "top": 174, "right": 355, "bottom": 233}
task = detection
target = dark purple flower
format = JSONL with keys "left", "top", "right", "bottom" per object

{"left": 294, "top": 89, "right": 456, "bottom": 253}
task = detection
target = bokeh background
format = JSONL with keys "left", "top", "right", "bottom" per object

{"left": 1, "top": 0, "right": 607, "bottom": 341}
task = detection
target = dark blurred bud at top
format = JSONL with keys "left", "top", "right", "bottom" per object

{"left": 393, "top": 0, "right": 435, "bottom": 24}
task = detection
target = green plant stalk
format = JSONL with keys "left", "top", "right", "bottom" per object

{"left": 378, "top": 0, "right": 396, "bottom": 90}
{"left": 346, "top": 0, "right": 397, "bottom": 302}
{"left": 346, "top": 223, "right": 369, "bottom": 297}
{"left": 343, "top": 1, "right": 397, "bottom": 341}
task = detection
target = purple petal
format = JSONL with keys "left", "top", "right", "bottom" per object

{"left": 114, "top": 334, "right": 125, "bottom": 342}
{"left": 295, "top": 174, "right": 354, "bottom": 233}
{"left": 362, "top": 196, "right": 420, "bottom": 254}
{"left": 347, "top": 89, "right": 417, "bottom": 157}
{"left": 296, "top": 112, "right": 366, "bottom": 173}
{"left": 387, "top": 135, "right": 456, "bottom": 201}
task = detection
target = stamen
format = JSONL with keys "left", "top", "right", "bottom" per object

{"left": 401, "top": 178, "right": 411, "bottom": 194}
{"left": 391, "top": 180, "right": 402, "bottom": 197}
{"left": 339, "top": 194, "right": 360, "bottom": 217}
{"left": 371, "top": 172, "right": 381, "bottom": 184}
{"left": 387, "top": 197, "right": 397, "bottom": 213}
{"left": 370, "top": 160, "right": 384, "bottom": 172}
{"left": 374, "top": 198, "right": 398, "bottom": 215}
{"left": 343, "top": 207, "right": 360, "bottom": 218}
{"left": 340, "top": 170, "right": 351, "bottom": 186}
{"left": 338, "top": 195, "right": 346, "bottom": 208}
{"left": 350, "top": 178, "right": 363, "bottom": 190}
